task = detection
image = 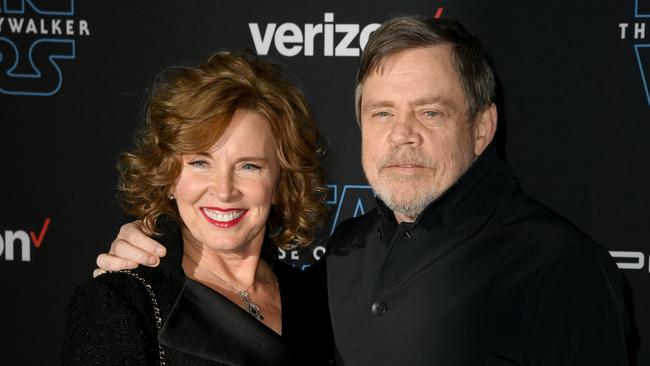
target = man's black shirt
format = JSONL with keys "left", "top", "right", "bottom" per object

{"left": 326, "top": 147, "right": 628, "bottom": 365}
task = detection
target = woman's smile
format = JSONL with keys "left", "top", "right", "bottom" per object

{"left": 200, "top": 207, "right": 248, "bottom": 228}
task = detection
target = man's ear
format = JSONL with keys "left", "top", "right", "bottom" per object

{"left": 473, "top": 103, "right": 498, "bottom": 157}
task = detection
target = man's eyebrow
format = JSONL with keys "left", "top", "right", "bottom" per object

{"left": 362, "top": 97, "right": 458, "bottom": 111}
{"left": 362, "top": 100, "right": 395, "bottom": 111}
{"left": 411, "top": 96, "right": 457, "bottom": 109}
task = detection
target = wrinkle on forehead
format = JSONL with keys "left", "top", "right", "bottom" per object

{"left": 370, "top": 44, "right": 455, "bottom": 78}
{"left": 363, "top": 45, "right": 468, "bottom": 119}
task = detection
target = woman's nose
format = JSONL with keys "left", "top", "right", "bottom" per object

{"left": 209, "top": 173, "right": 242, "bottom": 202}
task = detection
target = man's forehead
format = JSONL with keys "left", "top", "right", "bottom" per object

{"left": 369, "top": 44, "right": 455, "bottom": 78}
{"left": 360, "top": 45, "right": 464, "bottom": 108}
{"left": 362, "top": 95, "right": 457, "bottom": 110}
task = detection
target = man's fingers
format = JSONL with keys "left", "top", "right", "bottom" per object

{"left": 92, "top": 268, "right": 107, "bottom": 278}
{"left": 93, "top": 220, "right": 164, "bottom": 278}
{"left": 114, "top": 221, "right": 167, "bottom": 257}
{"left": 111, "top": 239, "right": 160, "bottom": 267}
{"left": 96, "top": 253, "right": 139, "bottom": 271}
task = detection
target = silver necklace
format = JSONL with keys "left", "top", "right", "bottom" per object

{"left": 185, "top": 255, "right": 264, "bottom": 321}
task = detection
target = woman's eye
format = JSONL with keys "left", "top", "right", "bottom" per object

{"left": 241, "top": 163, "right": 261, "bottom": 171}
{"left": 189, "top": 160, "right": 208, "bottom": 168}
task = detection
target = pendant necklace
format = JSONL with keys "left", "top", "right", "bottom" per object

{"left": 184, "top": 255, "right": 264, "bottom": 321}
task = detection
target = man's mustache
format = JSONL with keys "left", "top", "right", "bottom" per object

{"left": 376, "top": 149, "right": 436, "bottom": 169}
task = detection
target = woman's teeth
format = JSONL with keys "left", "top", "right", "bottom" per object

{"left": 202, "top": 208, "right": 245, "bottom": 222}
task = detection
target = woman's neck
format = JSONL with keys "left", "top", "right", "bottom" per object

{"left": 180, "top": 229, "right": 268, "bottom": 292}
{"left": 179, "top": 228, "right": 282, "bottom": 334}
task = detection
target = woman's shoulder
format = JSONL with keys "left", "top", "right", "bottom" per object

{"left": 67, "top": 268, "right": 173, "bottom": 327}
{"left": 62, "top": 271, "right": 163, "bottom": 364}
{"left": 73, "top": 270, "right": 155, "bottom": 304}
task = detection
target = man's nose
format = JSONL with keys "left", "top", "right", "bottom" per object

{"left": 388, "top": 112, "right": 423, "bottom": 147}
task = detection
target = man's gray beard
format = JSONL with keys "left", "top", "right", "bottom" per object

{"left": 366, "top": 148, "right": 440, "bottom": 220}
{"left": 373, "top": 174, "right": 440, "bottom": 219}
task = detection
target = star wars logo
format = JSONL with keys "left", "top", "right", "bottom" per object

{"left": 278, "top": 184, "right": 375, "bottom": 269}
{"left": 618, "top": 0, "right": 650, "bottom": 106}
{"left": 0, "top": 217, "right": 50, "bottom": 262}
{"left": 0, "top": 0, "right": 90, "bottom": 96}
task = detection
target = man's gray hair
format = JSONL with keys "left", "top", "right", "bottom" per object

{"left": 355, "top": 16, "right": 496, "bottom": 123}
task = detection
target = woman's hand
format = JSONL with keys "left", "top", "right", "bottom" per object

{"left": 93, "top": 221, "right": 167, "bottom": 277}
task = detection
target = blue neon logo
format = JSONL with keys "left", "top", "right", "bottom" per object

{"left": 634, "top": 1, "right": 650, "bottom": 106}
{"left": 635, "top": 44, "right": 650, "bottom": 106}
{"left": 326, "top": 184, "right": 375, "bottom": 235}
{"left": 635, "top": 0, "right": 650, "bottom": 18}
{"left": 0, "top": 0, "right": 82, "bottom": 96}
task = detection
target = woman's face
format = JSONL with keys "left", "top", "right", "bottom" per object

{"left": 173, "top": 108, "right": 280, "bottom": 255}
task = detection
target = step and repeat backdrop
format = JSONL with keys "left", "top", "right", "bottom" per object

{"left": 1, "top": 0, "right": 649, "bottom": 364}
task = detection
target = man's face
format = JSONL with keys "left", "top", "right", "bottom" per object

{"left": 360, "top": 45, "right": 480, "bottom": 223}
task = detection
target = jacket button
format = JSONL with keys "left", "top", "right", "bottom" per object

{"left": 371, "top": 301, "right": 386, "bottom": 316}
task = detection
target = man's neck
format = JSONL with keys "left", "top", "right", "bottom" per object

{"left": 394, "top": 211, "right": 416, "bottom": 223}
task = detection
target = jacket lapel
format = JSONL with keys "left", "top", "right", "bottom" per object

{"left": 159, "top": 279, "right": 292, "bottom": 365}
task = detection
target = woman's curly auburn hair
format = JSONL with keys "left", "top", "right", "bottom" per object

{"left": 117, "top": 51, "right": 328, "bottom": 249}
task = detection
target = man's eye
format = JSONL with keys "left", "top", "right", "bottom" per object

{"left": 374, "top": 111, "right": 391, "bottom": 117}
{"left": 423, "top": 111, "right": 440, "bottom": 118}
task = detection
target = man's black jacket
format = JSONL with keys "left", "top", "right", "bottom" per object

{"left": 326, "top": 147, "right": 629, "bottom": 365}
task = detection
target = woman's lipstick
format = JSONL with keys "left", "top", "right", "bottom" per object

{"left": 200, "top": 207, "right": 247, "bottom": 228}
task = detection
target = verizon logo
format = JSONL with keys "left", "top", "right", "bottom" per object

{"left": 1, "top": 218, "right": 51, "bottom": 262}
{"left": 249, "top": 9, "right": 444, "bottom": 57}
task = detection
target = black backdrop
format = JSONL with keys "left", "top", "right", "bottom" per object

{"left": 1, "top": 0, "right": 649, "bottom": 364}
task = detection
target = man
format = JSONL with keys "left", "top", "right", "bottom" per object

{"left": 97, "top": 16, "right": 629, "bottom": 365}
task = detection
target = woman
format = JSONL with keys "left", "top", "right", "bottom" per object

{"left": 62, "top": 51, "right": 333, "bottom": 365}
